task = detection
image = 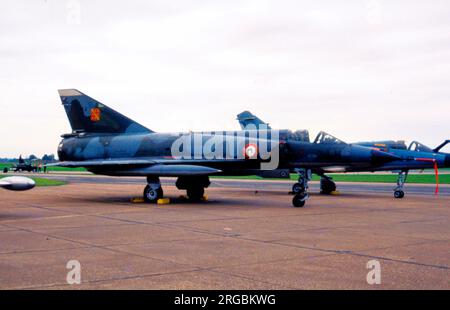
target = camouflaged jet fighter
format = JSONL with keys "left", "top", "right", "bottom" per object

{"left": 237, "top": 111, "right": 450, "bottom": 199}
{"left": 4, "top": 155, "right": 37, "bottom": 173}
{"left": 52, "top": 89, "right": 401, "bottom": 208}
{"left": 354, "top": 139, "right": 450, "bottom": 197}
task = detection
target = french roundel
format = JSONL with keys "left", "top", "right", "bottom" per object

{"left": 244, "top": 144, "right": 258, "bottom": 159}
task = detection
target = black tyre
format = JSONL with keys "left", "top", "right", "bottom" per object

{"left": 320, "top": 179, "right": 336, "bottom": 195}
{"left": 3, "top": 167, "right": 8, "bottom": 173}
{"left": 394, "top": 190, "right": 404, "bottom": 199}
{"left": 187, "top": 187, "right": 204, "bottom": 201}
{"left": 143, "top": 185, "right": 163, "bottom": 203}
{"left": 292, "top": 194, "right": 306, "bottom": 208}
{"left": 292, "top": 183, "right": 304, "bottom": 194}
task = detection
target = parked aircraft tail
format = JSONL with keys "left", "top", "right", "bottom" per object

{"left": 58, "top": 89, "right": 152, "bottom": 134}
{"left": 433, "top": 140, "right": 450, "bottom": 153}
{"left": 236, "top": 111, "right": 271, "bottom": 130}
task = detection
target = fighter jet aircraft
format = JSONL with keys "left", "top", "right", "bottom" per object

{"left": 51, "top": 89, "right": 402, "bottom": 208}
{"left": 0, "top": 176, "right": 35, "bottom": 191}
{"left": 352, "top": 139, "right": 450, "bottom": 197}
{"left": 236, "top": 111, "right": 450, "bottom": 199}
{"left": 3, "top": 156, "right": 37, "bottom": 173}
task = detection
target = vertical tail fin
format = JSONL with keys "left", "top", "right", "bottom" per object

{"left": 236, "top": 111, "right": 271, "bottom": 130}
{"left": 433, "top": 140, "right": 450, "bottom": 153}
{"left": 58, "top": 89, "right": 152, "bottom": 134}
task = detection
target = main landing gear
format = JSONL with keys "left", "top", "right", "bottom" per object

{"left": 143, "top": 176, "right": 163, "bottom": 203}
{"left": 142, "top": 175, "right": 210, "bottom": 203}
{"left": 319, "top": 175, "right": 336, "bottom": 195}
{"left": 292, "top": 168, "right": 311, "bottom": 208}
{"left": 176, "top": 175, "right": 210, "bottom": 202}
{"left": 394, "top": 170, "right": 408, "bottom": 199}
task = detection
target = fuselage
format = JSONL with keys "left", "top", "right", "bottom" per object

{"left": 345, "top": 148, "right": 450, "bottom": 172}
{"left": 57, "top": 130, "right": 398, "bottom": 176}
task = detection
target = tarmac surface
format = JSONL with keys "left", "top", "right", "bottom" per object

{"left": 37, "top": 172, "right": 450, "bottom": 196}
{"left": 0, "top": 177, "right": 449, "bottom": 289}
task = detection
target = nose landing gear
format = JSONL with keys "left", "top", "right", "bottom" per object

{"left": 292, "top": 168, "right": 311, "bottom": 207}
{"left": 394, "top": 170, "right": 408, "bottom": 199}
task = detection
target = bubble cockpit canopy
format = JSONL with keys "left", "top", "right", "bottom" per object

{"left": 313, "top": 131, "right": 347, "bottom": 145}
{"left": 408, "top": 141, "right": 433, "bottom": 153}
{"left": 278, "top": 130, "right": 347, "bottom": 144}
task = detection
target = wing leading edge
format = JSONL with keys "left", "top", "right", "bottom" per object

{"left": 47, "top": 159, "right": 223, "bottom": 176}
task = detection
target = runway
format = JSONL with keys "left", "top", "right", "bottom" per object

{"left": 0, "top": 177, "right": 449, "bottom": 289}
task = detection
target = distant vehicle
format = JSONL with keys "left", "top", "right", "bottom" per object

{"left": 5, "top": 156, "right": 37, "bottom": 173}
{"left": 0, "top": 176, "right": 35, "bottom": 191}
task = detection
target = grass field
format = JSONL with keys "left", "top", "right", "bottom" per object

{"left": 0, "top": 163, "right": 86, "bottom": 172}
{"left": 1, "top": 175, "right": 67, "bottom": 187}
{"left": 43, "top": 166, "right": 87, "bottom": 172}
{"left": 32, "top": 178, "right": 67, "bottom": 186}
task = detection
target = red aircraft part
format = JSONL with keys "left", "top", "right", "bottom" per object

{"left": 415, "top": 157, "right": 439, "bottom": 195}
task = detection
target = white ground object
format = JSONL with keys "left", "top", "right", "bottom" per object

{"left": 0, "top": 176, "right": 35, "bottom": 191}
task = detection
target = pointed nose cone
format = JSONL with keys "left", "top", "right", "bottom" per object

{"left": 371, "top": 149, "right": 401, "bottom": 164}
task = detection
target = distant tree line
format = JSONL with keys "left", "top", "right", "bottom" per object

{"left": 0, "top": 154, "right": 56, "bottom": 163}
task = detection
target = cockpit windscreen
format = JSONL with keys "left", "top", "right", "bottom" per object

{"left": 408, "top": 141, "right": 433, "bottom": 153}
{"left": 313, "top": 131, "right": 346, "bottom": 144}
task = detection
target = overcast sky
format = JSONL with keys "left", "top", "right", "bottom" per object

{"left": 1, "top": 0, "right": 449, "bottom": 157}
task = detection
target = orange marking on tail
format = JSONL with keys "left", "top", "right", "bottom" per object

{"left": 90, "top": 108, "right": 101, "bottom": 122}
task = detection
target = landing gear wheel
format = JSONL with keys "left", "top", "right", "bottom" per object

{"left": 292, "top": 183, "right": 304, "bottom": 194}
{"left": 291, "top": 168, "right": 310, "bottom": 207}
{"left": 320, "top": 178, "right": 336, "bottom": 194}
{"left": 292, "top": 194, "right": 307, "bottom": 208}
{"left": 187, "top": 187, "right": 204, "bottom": 201}
{"left": 143, "top": 185, "right": 163, "bottom": 203}
{"left": 393, "top": 171, "right": 407, "bottom": 199}
{"left": 394, "top": 190, "right": 404, "bottom": 199}
{"left": 3, "top": 167, "right": 8, "bottom": 173}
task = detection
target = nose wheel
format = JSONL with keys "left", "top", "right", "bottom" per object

{"left": 393, "top": 171, "right": 408, "bottom": 199}
{"left": 292, "top": 169, "right": 311, "bottom": 207}
{"left": 292, "top": 182, "right": 304, "bottom": 194}
{"left": 394, "top": 190, "right": 405, "bottom": 199}
{"left": 292, "top": 192, "right": 307, "bottom": 207}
